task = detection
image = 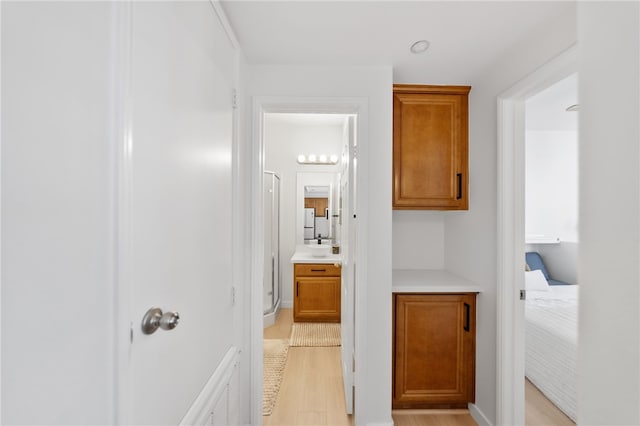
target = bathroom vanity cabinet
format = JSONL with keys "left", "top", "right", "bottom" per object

{"left": 392, "top": 292, "right": 476, "bottom": 408}
{"left": 293, "top": 263, "right": 341, "bottom": 322}
{"left": 392, "top": 84, "right": 471, "bottom": 210}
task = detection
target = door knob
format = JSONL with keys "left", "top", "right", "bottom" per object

{"left": 141, "top": 307, "right": 180, "bottom": 334}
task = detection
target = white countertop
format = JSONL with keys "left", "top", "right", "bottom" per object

{"left": 290, "top": 250, "right": 342, "bottom": 264}
{"left": 392, "top": 269, "right": 481, "bottom": 293}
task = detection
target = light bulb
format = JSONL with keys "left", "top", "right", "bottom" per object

{"left": 330, "top": 155, "right": 338, "bottom": 163}
{"left": 319, "top": 154, "right": 328, "bottom": 163}
{"left": 308, "top": 154, "right": 317, "bottom": 162}
{"left": 297, "top": 154, "right": 306, "bottom": 163}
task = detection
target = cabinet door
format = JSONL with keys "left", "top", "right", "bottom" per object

{"left": 393, "top": 294, "right": 475, "bottom": 408}
{"left": 294, "top": 276, "right": 341, "bottom": 322}
{"left": 393, "top": 85, "right": 470, "bottom": 210}
{"left": 315, "top": 198, "right": 328, "bottom": 218}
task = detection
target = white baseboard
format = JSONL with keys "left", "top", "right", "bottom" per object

{"left": 179, "top": 346, "right": 239, "bottom": 426}
{"left": 469, "top": 403, "right": 492, "bottom": 426}
{"left": 281, "top": 300, "right": 293, "bottom": 308}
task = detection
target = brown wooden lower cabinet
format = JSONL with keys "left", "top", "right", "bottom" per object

{"left": 393, "top": 293, "right": 476, "bottom": 409}
{"left": 293, "top": 263, "right": 341, "bottom": 322}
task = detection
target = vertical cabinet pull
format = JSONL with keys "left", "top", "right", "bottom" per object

{"left": 457, "top": 173, "right": 463, "bottom": 200}
{"left": 296, "top": 281, "right": 299, "bottom": 297}
{"left": 463, "top": 302, "right": 470, "bottom": 332}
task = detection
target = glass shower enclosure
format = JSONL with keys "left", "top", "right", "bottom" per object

{"left": 263, "top": 171, "right": 281, "bottom": 326}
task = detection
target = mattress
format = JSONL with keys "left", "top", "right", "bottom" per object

{"left": 525, "top": 285, "right": 578, "bottom": 421}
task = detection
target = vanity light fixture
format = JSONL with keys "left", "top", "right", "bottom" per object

{"left": 297, "top": 153, "right": 339, "bottom": 165}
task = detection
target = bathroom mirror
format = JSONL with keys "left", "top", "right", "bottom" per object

{"left": 296, "top": 172, "right": 340, "bottom": 244}
{"left": 304, "top": 185, "right": 330, "bottom": 241}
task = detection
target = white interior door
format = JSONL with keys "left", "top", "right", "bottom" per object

{"left": 273, "top": 175, "right": 281, "bottom": 307}
{"left": 264, "top": 172, "right": 275, "bottom": 313}
{"left": 123, "top": 3, "right": 236, "bottom": 424}
{"left": 341, "top": 116, "right": 357, "bottom": 414}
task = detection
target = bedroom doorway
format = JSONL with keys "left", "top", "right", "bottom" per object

{"left": 523, "top": 73, "right": 578, "bottom": 425}
{"left": 496, "top": 45, "right": 577, "bottom": 425}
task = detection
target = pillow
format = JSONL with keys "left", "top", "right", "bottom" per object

{"left": 525, "top": 252, "right": 550, "bottom": 280}
{"left": 525, "top": 269, "right": 550, "bottom": 291}
{"left": 525, "top": 263, "right": 531, "bottom": 271}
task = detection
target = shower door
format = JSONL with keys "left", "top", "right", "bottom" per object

{"left": 263, "top": 171, "right": 281, "bottom": 314}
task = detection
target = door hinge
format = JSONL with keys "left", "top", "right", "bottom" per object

{"left": 520, "top": 289, "right": 526, "bottom": 300}
{"left": 231, "top": 286, "right": 236, "bottom": 306}
{"left": 232, "top": 89, "right": 238, "bottom": 109}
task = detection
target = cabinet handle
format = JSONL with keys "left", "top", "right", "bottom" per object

{"left": 296, "top": 281, "right": 299, "bottom": 297}
{"left": 457, "top": 173, "right": 463, "bottom": 200}
{"left": 311, "top": 269, "right": 326, "bottom": 272}
{"left": 464, "top": 302, "right": 470, "bottom": 332}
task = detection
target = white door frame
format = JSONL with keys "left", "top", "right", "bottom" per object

{"left": 496, "top": 45, "right": 577, "bottom": 425}
{"left": 250, "top": 97, "right": 367, "bottom": 425}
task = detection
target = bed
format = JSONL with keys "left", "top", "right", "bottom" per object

{"left": 525, "top": 252, "right": 577, "bottom": 422}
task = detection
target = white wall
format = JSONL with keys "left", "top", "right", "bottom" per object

{"left": 577, "top": 2, "right": 640, "bottom": 424}
{"left": 525, "top": 130, "right": 578, "bottom": 284}
{"left": 1, "top": 3, "right": 115, "bottom": 423}
{"left": 264, "top": 116, "right": 342, "bottom": 306}
{"left": 392, "top": 212, "right": 444, "bottom": 269}
{"left": 442, "top": 7, "right": 577, "bottom": 424}
{"left": 525, "top": 131, "right": 578, "bottom": 243}
{"left": 247, "top": 65, "right": 393, "bottom": 426}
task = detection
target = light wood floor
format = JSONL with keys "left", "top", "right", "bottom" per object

{"left": 525, "top": 379, "right": 575, "bottom": 426}
{"left": 263, "top": 308, "right": 352, "bottom": 426}
{"left": 263, "top": 308, "right": 572, "bottom": 426}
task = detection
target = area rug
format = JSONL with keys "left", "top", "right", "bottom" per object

{"left": 263, "top": 339, "right": 289, "bottom": 416}
{"left": 289, "top": 322, "right": 341, "bottom": 347}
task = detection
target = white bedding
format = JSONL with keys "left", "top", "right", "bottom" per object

{"left": 525, "top": 285, "right": 578, "bottom": 421}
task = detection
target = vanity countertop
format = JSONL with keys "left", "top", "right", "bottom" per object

{"left": 290, "top": 249, "right": 342, "bottom": 265}
{"left": 392, "top": 269, "right": 481, "bottom": 293}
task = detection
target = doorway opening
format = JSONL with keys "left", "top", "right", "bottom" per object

{"left": 523, "top": 73, "right": 578, "bottom": 425}
{"left": 496, "top": 45, "right": 577, "bottom": 425}
{"left": 251, "top": 98, "right": 364, "bottom": 425}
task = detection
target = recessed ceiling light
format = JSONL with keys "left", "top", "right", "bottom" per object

{"left": 410, "top": 40, "right": 430, "bottom": 54}
{"left": 566, "top": 104, "right": 579, "bottom": 112}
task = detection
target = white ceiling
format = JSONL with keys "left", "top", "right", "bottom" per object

{"left": 221, "top": 1, "right": 575, "bottom": 84}
{"left": 526, "top": 73, "right": 578, "bottom": 132}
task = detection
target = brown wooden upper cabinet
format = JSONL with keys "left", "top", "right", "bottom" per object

{"left": 304, "top": 197, "right": 329, "bottom": 218}
{"left": 393, "top": 85, "right": 471, "bottom": 210}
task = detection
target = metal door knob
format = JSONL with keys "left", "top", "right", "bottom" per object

{"left": 160, "top": 311, "right": 180, "bottom": 330}
{"left": 141, "top": 307, "right": 180, "bottom": 335}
